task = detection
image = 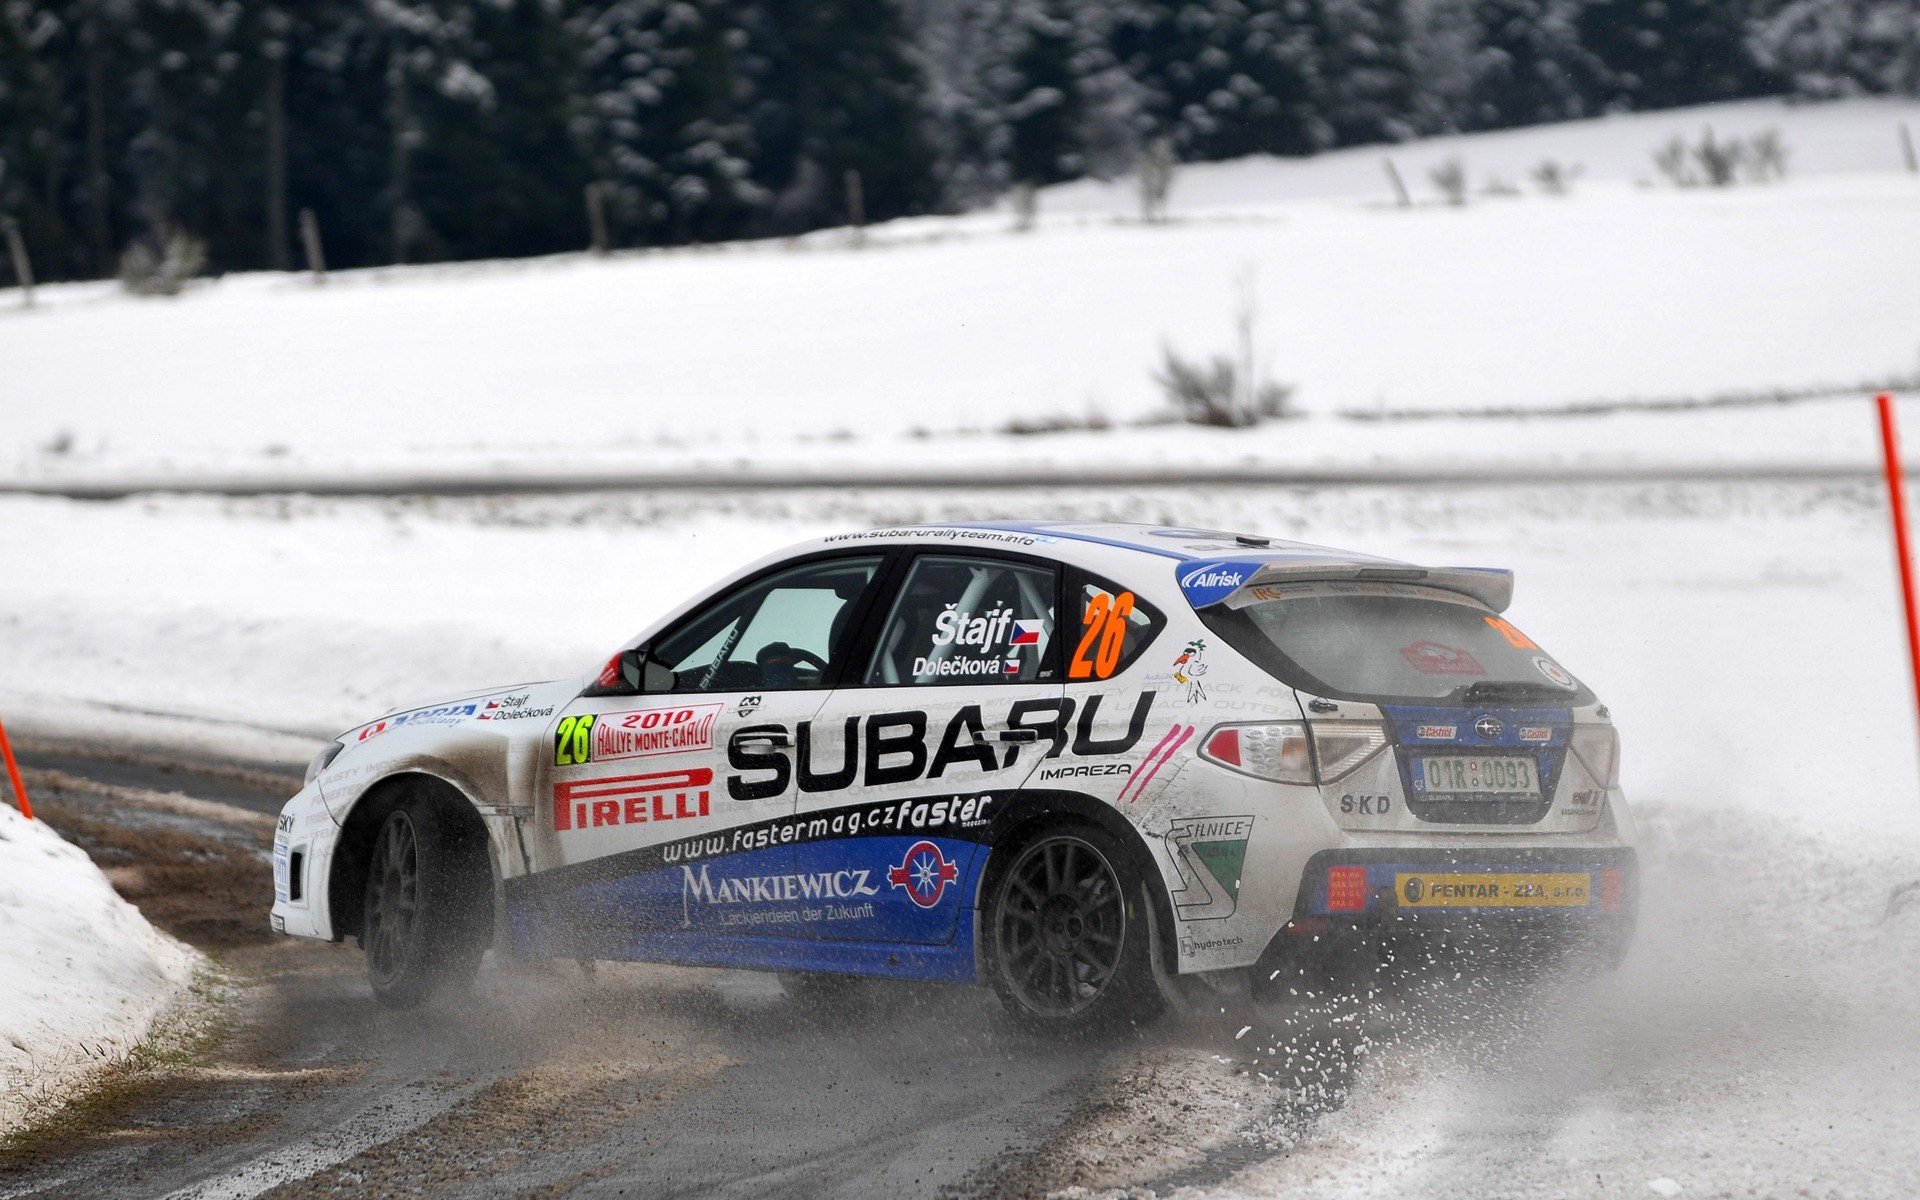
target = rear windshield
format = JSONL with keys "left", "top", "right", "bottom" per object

{"left": 1200, "top": 581, "right": 1592, "bottom": 705}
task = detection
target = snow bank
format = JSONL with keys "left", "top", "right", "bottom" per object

{"left": 0, "top": 805, "right": 203, "bottom": 1134}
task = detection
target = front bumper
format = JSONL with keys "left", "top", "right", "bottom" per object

{"left": 270, "top": 783, "right": 340, "bottom": 940}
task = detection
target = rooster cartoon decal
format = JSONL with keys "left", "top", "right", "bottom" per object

{"left": 1172, "top": 639, "right": 1209, "bottom": 704}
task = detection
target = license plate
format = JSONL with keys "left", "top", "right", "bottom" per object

{"left": 1395, "top": 872, "right": 1592, "bottom": 907}
{"left": 1418, "top": 754, "right": 1537, "bottom": 796}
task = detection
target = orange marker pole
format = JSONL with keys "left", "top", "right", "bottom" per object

{"left": 0, "top": 714, "right": 32, "bottom": 820}
{"left": 1876, "top": 393, "right": 1920, "bottom": 747}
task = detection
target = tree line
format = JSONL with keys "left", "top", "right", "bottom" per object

{"left": 0, "top": 0, "right": 1912, "bottom": 282}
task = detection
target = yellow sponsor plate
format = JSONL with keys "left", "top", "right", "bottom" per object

{"left": 1394, "top": 872, "right": 1592, "bottom": 908}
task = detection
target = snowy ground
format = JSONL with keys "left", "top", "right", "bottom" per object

{"left": 2, "top": 97, "right": 1917, "bottom": 487}
{"left": 10, "top": 478, "right": 1915, "bottom": 1190}
{"left": 0, "top": 805, "right": 203, "bottom": 1134}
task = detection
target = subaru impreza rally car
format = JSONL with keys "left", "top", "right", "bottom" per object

{"left": 272, "top": 522, "right": 1636, "bottom": 1023}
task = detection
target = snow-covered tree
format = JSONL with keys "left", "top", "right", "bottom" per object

{"left": 572, "top": 0, "right": 762, "bottom": 246}
{"left": 1748, "top": 0, "right": 1920, "bottom": 97}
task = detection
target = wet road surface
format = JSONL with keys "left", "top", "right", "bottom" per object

{"left": 0, "top": 740, "right": 1287, "bottom": 1199}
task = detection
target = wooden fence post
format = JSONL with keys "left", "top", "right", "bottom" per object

{"left": 844, "top": 169, "right": 865, "bottom": 245}
{"left": 1, "top": 216, "right": 34, "bottom": 308}
{"left": 585, "top": 182, "right": 610, "bottom": 256}
{"left": 298, "top": 208, "right": 327, "bottom": 284}
{"left": 1383, "top": 159, "right": 1411, "bottom": 208}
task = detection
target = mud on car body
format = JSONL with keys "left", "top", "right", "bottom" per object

{"left": 272, "top": 522, "right": 1638, "bottom": 1023}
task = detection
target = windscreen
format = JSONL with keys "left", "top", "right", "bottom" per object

{"left": 1204, "top": 581, "right": 1591, "bottom": 705}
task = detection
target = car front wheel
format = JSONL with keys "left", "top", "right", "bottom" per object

{"left": 361, "top": 798, "right": 489, "bottom": 1008}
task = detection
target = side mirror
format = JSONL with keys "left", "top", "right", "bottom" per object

{"left": 624, "top": 647, "right": 677, "bottom": 694}
{"left": 587, "top": 646, "right": 676, "bottom": 697}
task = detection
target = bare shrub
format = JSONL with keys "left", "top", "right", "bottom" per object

{"left": 1429, "top": 158, "right": 1467, "bottom": 206}
{"left": 1747, "top": 129, "right": 1789, "bottom": 182}
{"left": 1653, "top": 136, "right": 1696, "bottom": 186}
{"left": 1138, "top": 137, "right": 1175, "bottom": 223}
{"left": 1154, "top": 267, "right": 1293, "bottom": 428}
{"left": 1010, "top": 181, "right": 1038, "bottom": 233}
{"left": 1530, "top": 160, "right": 1582, "bottom": 195}
{"left": 1652, "top": 129, "right": 1790, "bottom": 189}
{"left": 1692, "top": 128, "right": 1743, "bottom": 186}
{"left": 119, "top": 233, "right": 207, "bottom": 296}
{"left": 1480, "top": 175, "right": 1521, "bottom": 198}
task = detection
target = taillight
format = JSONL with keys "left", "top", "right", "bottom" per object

{"left": 1570, "top": 724, "right": 1620, "bottom": 788}
{"left": 1308, "top": 721, "right": 1389, "bottom": 782}
{"left": 1200, "top": 722, "right": 1314, "bottom": 784}
{"left": 1199, "top": 720, "right": 1389, "bottom": 785}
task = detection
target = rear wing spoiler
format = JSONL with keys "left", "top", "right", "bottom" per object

{"left": 1175, "top": 558, "right": 1514, "bottom": 613}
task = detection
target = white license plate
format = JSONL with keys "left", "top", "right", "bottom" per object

{"left": 1418, "top": 755, "right": 1538, "bottom": 796}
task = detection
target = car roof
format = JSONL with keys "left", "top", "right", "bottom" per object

{"left": 799, "top": 521, "right": 1516, "bottom": 612}
{"left": 959, "top": 520, "right": 1388, "bottom": 562}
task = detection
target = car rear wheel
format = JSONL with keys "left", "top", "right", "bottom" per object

{"left": 986, "top": 827, "right": 1160, "bottom": 1029}
{"left": 361, "top": 798, "right": 489, "bottom": 1008}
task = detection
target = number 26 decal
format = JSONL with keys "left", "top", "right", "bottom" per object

{"left": 1070, "top": 591, "right": 1135, "bottom": 680}
{"left": 1483, "top": 616, "right": 1537, "bottom": 650}
{"left": 554, "top": 713, "right": 597, "bottom": 766}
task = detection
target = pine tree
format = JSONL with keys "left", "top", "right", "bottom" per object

{"left": 1310, "top": 0, "right": 1417, "bottom": 146}
{"left": 1748, "top": 0, "right": 1920, "bottom": 97}
{"left": 1580, "top": 0, "right": 1766, "bottom": 109}
{"left": 745, "top": 0, "right": 936, "bottom": 232}
{"left": 901, "top": 0, "right": 1023, "bottom": 205}
{"left": 572, "top": 0, "right": 762, "bottom": 247}
{"left": 1466, "top": 0, "right": 1600, "bottom": 128}
{"left": 1006, "top": 0, "right": 1085, "bottom": 185}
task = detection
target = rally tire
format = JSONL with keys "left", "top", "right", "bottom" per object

{"left": 360, "top": 797, "right": 490, "bottom": 1009}
{"left": 985, "top": 825, "right": 1162, "bottom": 1030}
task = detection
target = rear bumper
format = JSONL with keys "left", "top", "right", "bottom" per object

{"left": 1251, "top": 847, "right": 1639, "bottom": 989}
{"left": 1288, "top": 845, "right": 1638, "bottom": 935}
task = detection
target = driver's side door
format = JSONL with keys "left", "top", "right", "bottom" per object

{"left": 529, "top": 554, "right": 888, "bottom": 956}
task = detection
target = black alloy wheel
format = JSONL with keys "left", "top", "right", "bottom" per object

{"left": 364, "top": 809, "right": 422, "bottom": 990}
{"left": 988, "top": 828, "right": 1158, "bottom": 1026}
{"left": 359, "top": 796, "right": 489, "bottom": 1008}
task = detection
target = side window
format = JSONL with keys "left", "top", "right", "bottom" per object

{"left": 1066, "top": 572, "right": 1164, "bottom": 681}
{"left": 864, "top": 556, "right": 1059, "bottom": 686}
{"left": 651, "top": 556, "right": 882, "bottom": 693}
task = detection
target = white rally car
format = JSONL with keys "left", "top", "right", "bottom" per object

{"left": 272, "top": 522, "right": 1637, "bottom": 1023}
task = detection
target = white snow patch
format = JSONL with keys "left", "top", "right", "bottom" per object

{"left": 1201, "top": 804, "right": 1920, "bottom": 1199}
{"left": 0, "top": 805, "right": 203, "bottom": 1134}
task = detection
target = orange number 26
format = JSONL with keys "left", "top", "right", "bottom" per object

{"left": 1484, "top": 615, "right": 1537, "bottom": 650}
{"left": 1070, "top": 591, "right": 1136, "bottom": 680}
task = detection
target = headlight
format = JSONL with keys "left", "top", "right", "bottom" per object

{"left": 304, "top": 741, "right": 344, "bottom": 784}
{"left": 1569, "top": 724, "right": 1619, "bottom": 788}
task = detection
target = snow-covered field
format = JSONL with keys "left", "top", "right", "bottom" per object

{"left": 0, "top": 806, "right": 202, "bottom": 1134}
{"left": 3, "top": 96, "right": 1919, "bottom": 1186}
{"left": 2, "top": 97, "right": 1917, "bottom": 486}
